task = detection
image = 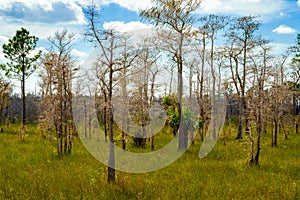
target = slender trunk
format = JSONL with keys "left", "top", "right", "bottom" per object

{"left": 243, "top": 40, "right": 249, "bottom": 134}
{"left": 88, "top": 102, "right": 92, "bottom": 139}
{"left": 150, "top": 71, "right": 156, "bottom": 150}
{"left": 273, "top": 119, "right": 278, "bottom": 146}
{"left": 107, "top": 60, "right": 115, "bottom": 182}
{"left": 231, "top": 55, "right": 243, "bottom": 140}
{"left": 108, "top": 99, "right": 115, "bottom": 182}
{"left": 59, "top": 85, "right": 63, "bottom": 155}
{"left": 254, "top": 97, "right": 262, "bottom": 164}
{"left": 254, "top": 129, "right": 261, "bottom": 165}
{"left": 244, "top": 100, "right": 249, "bottom": 134}
{"left": 169, "top": 66, "right": 173, "bottom": 96}
{"left": 84, "top": 100, "right": 87, "bottom": 138}
{"left": 104, "top": 94, "right": 108, "bottom": 142}
{"left": 236, "top": 97, "right": 243, "bottom": 140}
{"left": 121, "top": 130, "right": 126, "bottom": 150}
{"left": 189, "top": 64, "right": 193, "bottom": 101}
{"left": 273, "top": 68, "right": 279, "bottom": 146}
{"left": 121, "top": 75, "right": 126, "bottom": 150}
{"left": 151, "top": 134, "right": 155, "bottom": 150}
{"left": 63, "top": 73, "right": 68, "bottom": 154}
{"left": 21, "top": 65, "right": 26, "bottom": 140}
{"left": 178, "top": 33, "right": 187, "bottom": 150}
{"left": 210, "top": 32, "right": 216, "bottom": 139}
{"left": 200, "top": 35, "right": 206, "bottom": 142}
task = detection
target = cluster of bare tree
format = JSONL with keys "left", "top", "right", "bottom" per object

{"left": 78, "top": 0, "right": 300, "bottom": 181}
{"left": 39, "top": 30, "right": 78, "bottom": 155}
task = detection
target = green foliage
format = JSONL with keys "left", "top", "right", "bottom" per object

{"left": 162, "top": 94, "right": 177, "bottom": 110}
{"left": 0, "top": 27, "right": 41, "bottom": 79}
{"left": 293, "top": 34, "right": 300, "bottom": 63}
{"left": 291, "top": 34, "right": 300, "bottom": 80}
{"left": 162, "top": 95, "right": 195, "bottom": 132}
{"left": 168, "top": 109, "right": 179, "bottom": 129}
{"left": 162, "top": 95, "right": 179, "bottom": 135}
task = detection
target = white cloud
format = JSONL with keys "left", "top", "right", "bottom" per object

{"left": 199, "top": 0, "right": 231, "bottom": 13}
{"left": 278, "top": 12, "right": 288, "bottom": 18}
{"left": 103, "top": 21, "right": 152, "bottom": 33}
{"left": 29, "top": 47, "right": 47, "bottom": 57}
{"left": 271, "top": 43, "right": 292, "bottom": 55}
{"left": 0, "top": 0, "right": 65, "bottom": 12}
{"left": 0, "top": 0, "right": 86, "bottom": 25}
{"left": 298, "top": 0, "right": 300, "bottom": 7}
{"left": 93, "top": 0, "right": 152, "bottom": 12}
{"left": 71, "top": 49, "right": 88, "bottom": 59}
{"left": 272, "top": 25, "right": 296, "bottom": 34}
{"left": 1, "top": 0, "right": 54, "bottom": 11}
{"left": 198, "top": 0, "right": 286, "bottom": 17}
{"left": 0, "top": 19, "right": 86, "bottom": 41}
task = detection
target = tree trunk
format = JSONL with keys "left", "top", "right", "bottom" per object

{"left": 104, "top": 95, "right": 108, "bottom": 142}
{"left": 84, "top": 100, "right": 87, "bottom": 138}
{"left": 178, "top": 33, "right": 187, "bottom": 150}
{"left": 254, "top": 131, "right": 261, "bottom": 165}
{"left": 199, "top": 34, "right": 206, "bottom": 142}
{"left": 254, "top": 104, "right": 262, "bottom": 165}
{"left": 108, "top": 63, "right": 115, "bottom": 183}
{"left": 210, "top": 33, "right": 216, "bottom": 140}
{"left": 151, "top": 134, "right": 155, "bottom": 150}
{"left": 236, "top": 97, "right": 243, "bottom": 140}
{"left": 272, "top": 119, "right": 278, "bottom": 146}
{"left": 20, "top": 66, "right": 26, "bottom": 140}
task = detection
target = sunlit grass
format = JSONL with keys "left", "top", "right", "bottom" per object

{"left": 0, "top": 124, "right": 299, "bottom": 199}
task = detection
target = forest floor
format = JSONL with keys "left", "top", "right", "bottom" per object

{"left": 0, "top": 124, "right": 299, "bottom": 199}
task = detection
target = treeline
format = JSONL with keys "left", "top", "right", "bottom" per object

{"left": 0, "top": 93, "right": 39, "bottom": 125}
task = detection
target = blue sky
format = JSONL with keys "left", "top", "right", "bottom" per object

{"left": 0, "top": 0, "right": 300, "bottom": 93}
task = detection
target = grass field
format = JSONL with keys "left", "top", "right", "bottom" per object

{"left": 0, "top": 124, "right": 299, "bottom": 199}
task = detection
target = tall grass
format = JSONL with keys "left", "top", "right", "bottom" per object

{"left": 0, "top": 124, "right": 299, "bottom": 199}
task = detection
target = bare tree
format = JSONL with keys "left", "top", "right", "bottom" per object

{"left": 248, "top": 41, "right": 272, "bottom": 165}
{"left": 129, "top": 36, "right": 160, "bottom": 149}
{"left": 194, "top": 24, "right": 209, "bottom": 141}
{"left": 0, "top": 77, "right": 11, "bottom": 125}
{"left": 141, "top": 0, "right": 201, "bottom": 150}
{"left": 226, "top": 16, "right": 261, "bottom": 140}
{"left": 39, "top": 30, "right": 78, "bottom": 154}
{"left": 85, "top": 3, "right": 136, "bottom": 182}
{"left": 269, "top": 53, "right": 289, "bottom": 146}
{"left": 199, "top": 14, "right": 228, "bottom": 139}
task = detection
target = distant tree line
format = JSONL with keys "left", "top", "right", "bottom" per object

{"left": 2, "top": 93, "right": 40, "bottom": 125}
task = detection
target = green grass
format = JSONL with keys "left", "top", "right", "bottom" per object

{"left": 0, "top": 124, "right": 299, "bottom": 199}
